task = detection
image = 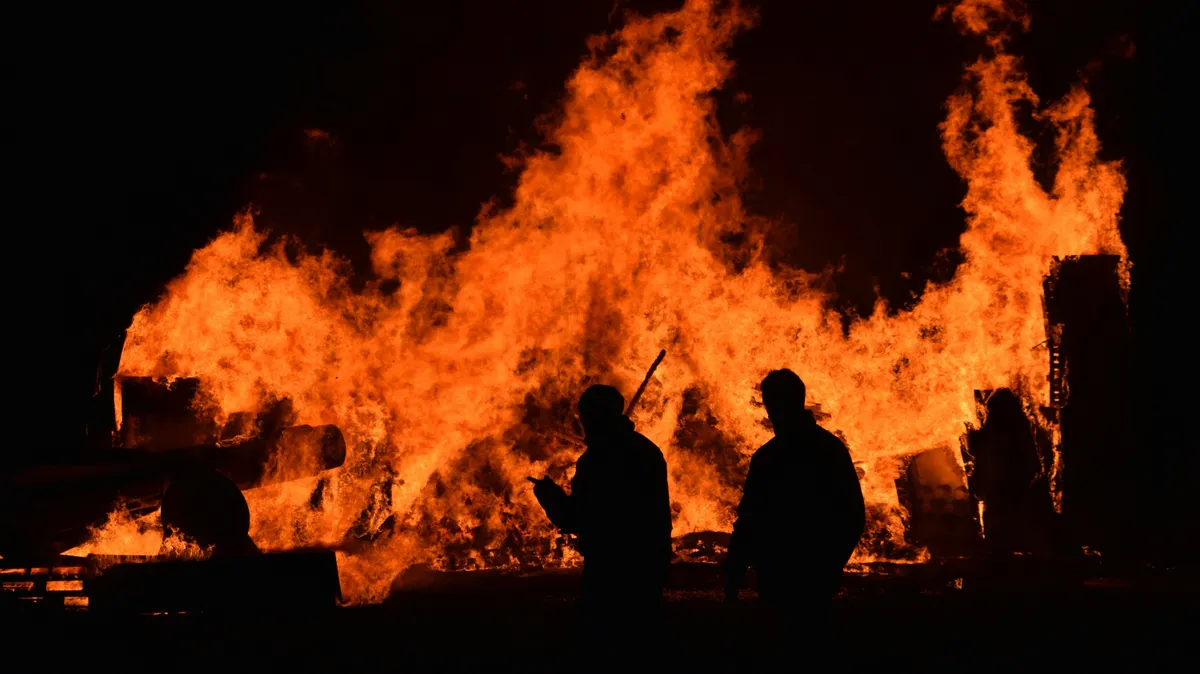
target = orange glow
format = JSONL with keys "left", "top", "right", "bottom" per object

{"left": 64, "top": 506, "right": 211, "bottom": 560}
{"left": 51, "top": 567, "right": 85, "bottom": 577}
{"left": 93, "top": 0, "right": 1126, "bottom": 603}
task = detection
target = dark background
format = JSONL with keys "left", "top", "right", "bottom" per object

{"left": 11, "top": 2, "right": 1187, "bottom": 529}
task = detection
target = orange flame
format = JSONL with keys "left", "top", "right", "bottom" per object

{"left": 65, "top": 505, "right": 211, "bottom": 561}
{"left": 102, "top": 0, "right": 1126, "bottom": 602}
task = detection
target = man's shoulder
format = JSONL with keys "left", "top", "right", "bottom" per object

{"left": 812, "top": 425, "right": 854, "bottom": 468}
{"left": 749, "top": 437, "right": 784, "bottom": 465}
{"left": 751, "top": 428, "right": 847, "bottom": 463}
{"left": 576, "top": 449, "right": 596, "bottom": 469}
{"left": 814, "top": 424, "right": 849, "bottom": 451}
{"left": 633, "top": 432, "right": 666, "bottom": 463}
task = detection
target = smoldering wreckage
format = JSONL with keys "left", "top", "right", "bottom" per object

{"left": 2, "top": 0, "right": 1192, "bottom": 668}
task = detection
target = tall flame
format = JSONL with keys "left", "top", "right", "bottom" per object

{"left": 102, "top": 0, "right": 1126, "bottom": 602}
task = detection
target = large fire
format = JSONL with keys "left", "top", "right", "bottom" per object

{"left": 73, "top": 0, "right": 1127, "bottom": 603}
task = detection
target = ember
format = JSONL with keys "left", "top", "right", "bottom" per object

{"left": 77, "top": 0, "right": 1127, "bottom": 605}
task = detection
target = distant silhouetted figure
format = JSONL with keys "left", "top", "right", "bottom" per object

{"left": 967, "top": 389, "right": 1048, "bottom": 554}
{"left": 725, "top": 370, "right": 865, "bottom": 626}
{"left": 530, "top": 384, "right": 671, "bottom": 658}
{"left": 160, "top": 468, "right": 260, "bottom": 557}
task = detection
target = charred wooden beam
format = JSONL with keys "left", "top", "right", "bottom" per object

{"left": 115, "top": 377, "right": 218, "bottom": 451}
{"left": 115, "top": 376, "right": 303, "bottom": 452}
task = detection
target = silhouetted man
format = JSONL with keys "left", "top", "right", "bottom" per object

{"left": 530, "top": 384, "right": 672, "bottom": 652}
{"left": 725, "top": 369, "right": 865, "bottom": 620}
{"left": 967, "top": 389, "right": 1048, "bottom": 555}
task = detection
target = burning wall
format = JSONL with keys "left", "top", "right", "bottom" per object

{"left": 78, "top": 0, "right": 1127, "bottom": 603}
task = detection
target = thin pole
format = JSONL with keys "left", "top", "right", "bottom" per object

{"left": 625, "top": 349, "right": 666, "bottom": 415}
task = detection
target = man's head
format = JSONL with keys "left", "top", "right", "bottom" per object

{"left": 984, "top": 388, "right": 1026, "bottom": 424}
{"left": 760, "top": 369, "right": 807, "bottom": 433}
{"left": 578, "top": 384, "right": 625, "bottom": 440}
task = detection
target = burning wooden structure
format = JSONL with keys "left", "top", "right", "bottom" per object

{"left": 1, "top": 373, "right": 347, "bottom": 614}
{"left": 1, "top": 0, "right": 1150, "bottom": 614}
{"left": 1, "top": 420, "right": 345, "bottom": 559}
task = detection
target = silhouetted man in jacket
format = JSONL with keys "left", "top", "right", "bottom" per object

{"left": 967, "top": 389, "right": 1050, "bottom": 555}
{"left": 530, "top": 384, "right": 672, "bottom": 651}
{"left": 725, "top": 369, "right": 865, "bottom": 617}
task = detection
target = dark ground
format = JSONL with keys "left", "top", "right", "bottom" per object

{"left": 5, "top": 559, "right": 1195, "bottom": 672}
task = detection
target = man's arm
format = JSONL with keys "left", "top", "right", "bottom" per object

{"left": 531, "top": 476, "right": 575, "bottom": 533}
{"left": 725, "top": 456, "right": 761, "bottom": 600}
{"left": 657, "top": 455, "right": 673, "bottom": 566}
{"left": 836, "top": 445, "right": 866, "bottom": 564}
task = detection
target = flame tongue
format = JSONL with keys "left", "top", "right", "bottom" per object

{"left": 103, "top": 0, "right": 1127, "bottom": 602}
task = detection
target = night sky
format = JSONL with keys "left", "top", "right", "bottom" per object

{"left": 12, "top": 1, "right": 1187, "bottom": 512}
